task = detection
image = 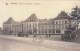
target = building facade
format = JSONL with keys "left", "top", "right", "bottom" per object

{"left": 54, "top": 11, "right": 70, "bottom": 34}
{"left": 38, "top": 19, "right": 54, "bottom": 34}
{"left": 22, "top": 14, "right": 39, "bottom": 34}
{"left": 4, "top": 11, "right": 79, "bottom": 35}
{"left": 22, "top": 14, "right": 54, "bottom": 35}
{"left": 3, "top": 17, "right": 22, "bottom": 35}
{"left": 3, "top": 12, "right": 78, "bottom": 35}
{"left": 3, "top": 14, "right": 54, "bottom": 35}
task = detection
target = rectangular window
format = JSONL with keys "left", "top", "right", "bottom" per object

{"left": 33, "top": 23, "right": 34, "bottom": 26}
{"left": 56, "top": 30, "right": 61, "bottom": 33}
{"left": 45, "top": 30, "right": 47, "bottom": 33}
{"left": 49, "top": 30, "right": 51, "bottom": 33}
{"left": 56, "top": 21, "right": 57, "bottom": 24}
{"left": 65, "top": 21, "right": 67, "bottom": 24}
{"left": 58, "top": 21, "right": 60, "bottom": 24}
{"left": 42, "top": 30, "right": 44, "bottom": 33}
{"left": 52, "top": 29, "right": 55, "bottom": 33}
{"left": 39, "top": 31, "right": 40, "bottom": 34}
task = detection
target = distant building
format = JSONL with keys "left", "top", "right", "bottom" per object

{"left": 3, "top": 14, "right": 54, "bottom": 35}
{"left": 54, "top": 11, "right": 70, "bottom": 34}
{"left": 3, "top": 13, "right": 78, "bottom": 35}
{"left": 22, "top": 14, "right": 39, "bottom": 34}
{"left": 3, "top": 17, "right": 22, "bottom": 35}
{"left": 2, "top": 6, "right": 80, "bottom": 36}
{"left": 22, "top": 14, "right": 54, "bottom": 35}
{"left": 3, "top": 12, "right": 78, "bottom": 35}
{"left": 38, "top": 19, "right": 54, "bottom": 34}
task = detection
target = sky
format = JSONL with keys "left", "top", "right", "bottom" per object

{"left": 0, "top": 0, "right": 80, "bottom": 28}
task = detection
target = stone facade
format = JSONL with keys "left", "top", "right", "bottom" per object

{"left": 54, "top": 11, "right": 70, "bottom": 34}
{"left": 3, "top": 14, "right": 54, "bottom": 35}
{"left": 3, "top": 17, "right": 22, "bottom": 35}
{"left": 3, "top": 12, "right": 78, "bottom": 35}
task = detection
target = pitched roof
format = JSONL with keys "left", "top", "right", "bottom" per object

{"left": 24, "top": 14, "right": 38, "bottom": 22}
{"left": 54, "top": 11, "right": 70, "bottom": 20}
{"left": 3, "top": 17, "right": 15, "bottom": 24}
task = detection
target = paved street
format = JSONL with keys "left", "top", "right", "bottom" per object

{"left": 0, "top": 35, "right": 80, "bottom": 51}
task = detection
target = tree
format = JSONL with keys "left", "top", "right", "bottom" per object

{"left": 71, "top": 6, "right": 80, "bottom": 19}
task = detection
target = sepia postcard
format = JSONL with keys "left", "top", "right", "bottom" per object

{"left": 0, "top": 0, "right": 80, "bottom": 51}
